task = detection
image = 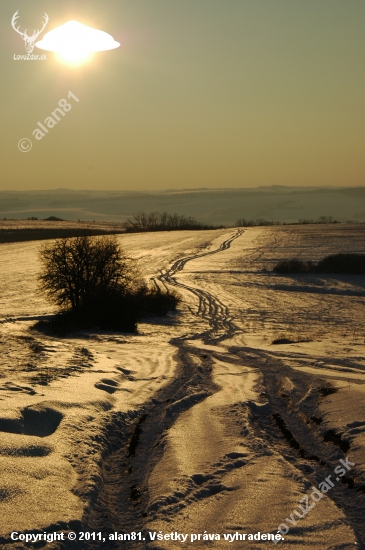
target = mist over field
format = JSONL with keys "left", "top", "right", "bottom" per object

{"left": 1, "top": 186, "right": 365, "bottom": 225}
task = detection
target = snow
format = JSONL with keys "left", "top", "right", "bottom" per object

{"left": 0, "top": 224, "right": 364, "bottom": 548}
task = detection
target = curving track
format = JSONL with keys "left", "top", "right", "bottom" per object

{"left": 156, "top": 229, "right": 244, "bottom": 339}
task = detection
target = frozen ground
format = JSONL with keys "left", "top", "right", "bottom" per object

{"left": 0, "top": 225, "right": 364, "bottom": 549}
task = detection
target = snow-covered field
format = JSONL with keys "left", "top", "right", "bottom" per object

{"left": 0, "top": 225, "right": 364, "bottom": 549}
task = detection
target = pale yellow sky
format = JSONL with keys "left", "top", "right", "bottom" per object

{"left": 1, "top": 0, "right": 365, "bottom": 190}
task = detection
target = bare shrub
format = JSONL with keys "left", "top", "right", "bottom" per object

{"left": 39, "top": 235, "right": 139, "bottom": 311}
{"left": 316, "top": 253, "right": 365, "bottom": 275}
{"left": 273, "top": 253, "right": 365, "bottom": 275}
{"left": 273, "top": 259, "right": 311, "bottom": 274}
{"left": 38, "top": 236, "right": 180, "bottom": 332}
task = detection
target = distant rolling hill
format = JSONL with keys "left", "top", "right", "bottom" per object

{"left": 0, "top": 186, "right": 364, "bottom": 225}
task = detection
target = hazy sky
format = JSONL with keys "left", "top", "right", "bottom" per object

{"left": 1, "top": 0, "right": 365, "bottom": 191}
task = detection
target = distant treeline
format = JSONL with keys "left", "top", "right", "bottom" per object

{"left": 236, "top": 218, "right": 279, "bottom": 227}
{"left": 0, "top": 228, "right": 125, "bottom": 244}
{"left": 125, "top": 212, "right": 223, "bottom": 232}
{"left": 297, "top": 216, "right": 340, "bottom": 224}
{"left": 273, "top": 253, "right": 365, "bottom": 275}
{"left": 236, "top": 216, "right": 341, "bottom": 227}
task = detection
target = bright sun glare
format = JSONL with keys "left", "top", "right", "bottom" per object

{"left": 56, "top": 49, "right": 94, "bottom": 65}
{"left": 36, "top": 20, "right": 120, "bottom": 65}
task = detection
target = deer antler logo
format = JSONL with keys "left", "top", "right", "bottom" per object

{"left": 11, "top": 11, "right": 49, "bottom": 54}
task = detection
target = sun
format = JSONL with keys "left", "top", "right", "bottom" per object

{"left": 35, "top": 20, "right": 120, "bottom": 65}
{"left": 56, "top": 49, "right": 94, "bottom": 65}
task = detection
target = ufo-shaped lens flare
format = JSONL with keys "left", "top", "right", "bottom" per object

{"left": 35, "top": 20, "right": 120, "bottom": 62}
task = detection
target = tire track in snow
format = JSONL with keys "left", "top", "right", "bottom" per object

{"left": 80, "top": 232, "right": 245, "bottom": 548}
{"left": 151, "top": 229, "right": 365, "bottom": 547}
{"left": 156, "top": 229, "right": 244, "bottom": 340}
{"left": 75, "top": 230, "right": 363, "bottom": 549}
{"left": 229, "top": 345, "right": 365, "bottom": 548}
